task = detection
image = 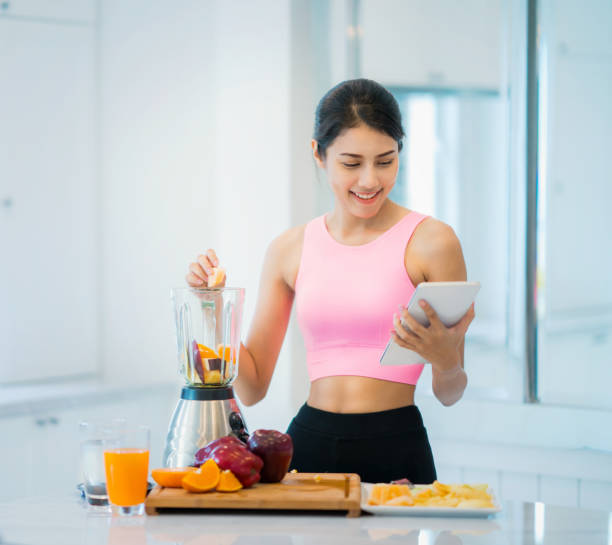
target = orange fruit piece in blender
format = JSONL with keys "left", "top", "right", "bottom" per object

{"left": 216, "top": 470, "right": 243, "bottom": 492}
{"left": 151, "top": 467, "right": 197, "bottom": 488}
{"left": 197, "top": 343, "right": 218, "bottom": 359}
{"left": 207, "top": 267, "right": 226, "bottom": 288}
{"left": 217, "top": 344, "right": 236, "bottom": 363}
{"left": 182, "top": 459, "right": 221, "bottom": 492}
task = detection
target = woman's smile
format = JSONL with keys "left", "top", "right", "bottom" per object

{"left": 350, "top": 188, "right": 383, "bottom": 204}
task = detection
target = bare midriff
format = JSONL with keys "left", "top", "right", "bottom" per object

{"left": 307, "top": 375, "right": 416, "bottom": 414}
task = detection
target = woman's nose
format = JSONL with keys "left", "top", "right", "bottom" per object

{"left": 358, "top": 166, "right": 378, "bottom": 189}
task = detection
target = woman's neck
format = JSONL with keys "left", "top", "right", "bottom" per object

{"left": 326, "top": 199, "right": 405, "bottom": 244}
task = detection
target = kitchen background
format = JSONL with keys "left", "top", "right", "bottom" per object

{"left": 1, "top": 0, "right": 611, "bottom": 512}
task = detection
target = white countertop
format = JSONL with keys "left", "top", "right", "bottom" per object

{"left": 1, "top": 493, "right": 610, "bottom": 545}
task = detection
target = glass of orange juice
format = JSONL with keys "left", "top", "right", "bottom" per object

{"left": 104, "top": 425, "right": 150, "bottom": 516}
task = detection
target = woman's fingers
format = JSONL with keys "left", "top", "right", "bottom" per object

{"left": 457, "top": 303, "right": 476, "bottom": 334}
{"left": 197, "top": 254, "right": 213, "bottom": 275}
{"left": 391, "top": 330, "right": 418, "bottom": 351}
{"left": 393, "top": 313, "right": 419, "bottom": 345}
{"left": 186, "top": 272, "right": 205, "bottom": 287}
{"left": 399, "top": 307, "right": 426, "bottom": 337}
{"left": 189, "top": 262, "right": 207, "bottom": 283}
{"left": 206, "top": 249, "right": 219, "bottom": 268}
{"left": 418, "top": 299, "right": 444, "bottom": 328}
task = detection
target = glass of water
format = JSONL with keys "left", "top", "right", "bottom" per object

{"left": 79, "top": 419, "right": 125, "bottom": 511}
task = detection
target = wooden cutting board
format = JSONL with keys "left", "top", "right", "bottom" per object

{"left": 145, "top": 472, "right": 361, "bottom": 517}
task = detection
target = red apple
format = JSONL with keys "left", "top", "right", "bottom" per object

{"left": 193, "top": 435, "right": 246, "bottom": 466}
{"left": 246, "top": 429, "right": 293, "bottom": 483}
{"left": 209, "top": 444, "right": 263, "bottom": 488}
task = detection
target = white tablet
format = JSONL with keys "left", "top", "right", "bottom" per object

{"left": 379, "top": 281, "right": 481, "bottom": 366}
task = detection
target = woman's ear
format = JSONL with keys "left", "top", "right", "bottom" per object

{"left": 311, "top": 139, "right": 325, "bottom": 168}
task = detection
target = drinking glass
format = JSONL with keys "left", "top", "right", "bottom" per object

{"left": 103, "top": 425, "right": 150, "bottom": 516}
{"left": 79, "top": 419, "right": 125, "bottom": 512}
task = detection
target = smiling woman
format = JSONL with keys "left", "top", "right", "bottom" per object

{"left": 186, "top": 78, "right": 474, "bottom": 484}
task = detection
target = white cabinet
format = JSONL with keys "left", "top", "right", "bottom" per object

{"left": 0, "top": 388, "right": 178, "bottom": 500}
{"left": 0, "top": 0, "right": 95, "bottom": 24}
{"left": 359, "top": 0, "right": 503, "bottom": 90}
{"left": 0, "top": 15, "right": 97, "bottom": 382}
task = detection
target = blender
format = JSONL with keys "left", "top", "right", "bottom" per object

{"left": 162, "top": 287, "right": 248, "bottom": 468}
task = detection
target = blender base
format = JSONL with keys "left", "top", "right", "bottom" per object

{"left": 162, "top": 386, "right": 248, "bottom": 468}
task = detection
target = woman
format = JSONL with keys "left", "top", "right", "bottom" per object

{"left": 186, "top": 79, "right": 474, "bottom": 484}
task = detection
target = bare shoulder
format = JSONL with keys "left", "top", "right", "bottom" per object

{"left": 265, "top": 223, "right": 307, "bottom": 290}
{"left": 407, "top": 217, "right": 466, "bottom": 282}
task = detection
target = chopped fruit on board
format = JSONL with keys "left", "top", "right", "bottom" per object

{"left": 193, "top": 436, "right": 263, "bottom": 488}
{"left": 209, "top": 444, "right": 263, "bottom": 488}
{"left": 246, "top": 429, "right": 294, "bottom": 483}
{"left": 207, "top": 267, "right": 226, "bottom": 288}
{"left": 181, "top": 459, "right": 221, "bottom": 493}
{"left": 194, "top": 436, "right": 247, "bottom": 466}
{"left": 216, "top": 470, "right": 243, "bottom": 492}
{"left": 151, "top": 467, "right": 197, "bottom": 488}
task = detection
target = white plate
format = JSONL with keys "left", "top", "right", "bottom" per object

{"left": 360, "top": 483, "right": 502, "bottom": 518}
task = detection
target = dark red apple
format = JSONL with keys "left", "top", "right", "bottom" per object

{"left": 210, "top": 444, "right": 263, "bottom": 488}
{"left": 246, "top": 429, "right": 293, "bottom": 483}
{"left": 193, "top": 435, "right": 246, "bottom": 466}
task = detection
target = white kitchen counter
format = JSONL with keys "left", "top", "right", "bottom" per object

{"left": 1, "top": 492, "right": 610, "bottom": 545}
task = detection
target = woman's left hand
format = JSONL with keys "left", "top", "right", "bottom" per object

{"left": 392, "top": 300, "right": 475, "bottom": 372}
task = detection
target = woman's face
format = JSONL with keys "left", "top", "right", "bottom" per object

{"left": 313, "top": 124, "right": 399, "bottom": 219}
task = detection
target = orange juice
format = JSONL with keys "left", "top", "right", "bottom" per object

{"left": 104, "top": 448, "right": 150, "bottom": 506}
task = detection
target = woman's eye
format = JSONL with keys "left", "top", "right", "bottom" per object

{"left": 378, "top": 160, "right": 394, "bottom": 166}
{"left": 342, "top": 163, "right": 360, "bottom": 168}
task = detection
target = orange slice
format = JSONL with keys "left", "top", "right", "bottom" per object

{"left": 207, "top": 267, "right": 226, "bottom": 288}
{"left": 151, "top": 467, "right": 197, "bottom": 488}
{"left": 217, "top": 344, "right": 236, "bottom": 364}
{"left": 216, "top": 470, "right": 243, "bottom": 492}
{"left": 197, "top": 343, "right": 218, "bottom": 359}
{"left": 182, "top": 459, "right": 221, "bottom": 492}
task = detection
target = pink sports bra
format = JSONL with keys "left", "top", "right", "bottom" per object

{"left": 295, "top": 211, "right": 430, "bottom": 385}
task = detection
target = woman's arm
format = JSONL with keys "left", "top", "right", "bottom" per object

{"left": 395, "top": 219, "right": 474, "bottom": 406}
{"left": 233, "top": 229, "right": 300, "bottom": 406}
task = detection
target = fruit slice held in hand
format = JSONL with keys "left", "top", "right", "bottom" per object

{"left": 246, "top": 429, "right": 293, "bottom": 483}
{"left": 216, "top": 470, "right": 243, "bottom": 492}
{"left": 182, "top": 459, "right": 221, "bottom": 493}
{"left": 207, "top": 267, "right": 226, "bottom": 288}
{"left": 194, "top": 435, "right": 247, "bottom": 467}
{"left": 151, "top": 467, "right": 197, "bottom": 488}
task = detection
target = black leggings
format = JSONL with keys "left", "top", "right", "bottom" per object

{"left": 286, "top": 403, "right": 437, "bottom": 484}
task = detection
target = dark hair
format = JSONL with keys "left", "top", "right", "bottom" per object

{"left": 313, "top": 78, "right": 404, "bottom": 159}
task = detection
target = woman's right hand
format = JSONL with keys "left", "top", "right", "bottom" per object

{"left": 186, "top": 249, "right": 225, "bottom": 287}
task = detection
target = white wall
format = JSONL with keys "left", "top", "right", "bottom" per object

{"left": 99, "top": 0, "right": 293, "bottom": 432}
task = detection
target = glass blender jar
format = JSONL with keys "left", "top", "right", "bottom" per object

{"left": 163, "top": 287, "right": 248, "bottom": 467}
